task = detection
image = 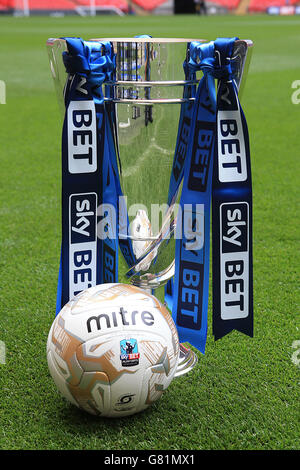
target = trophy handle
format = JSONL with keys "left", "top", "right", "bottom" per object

{"left": 232, "top": 39, "right": 253, "bottom": 99}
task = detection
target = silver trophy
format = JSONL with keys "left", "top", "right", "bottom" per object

{"left": 47, "top": 37, "right": 253, "bottom": 377}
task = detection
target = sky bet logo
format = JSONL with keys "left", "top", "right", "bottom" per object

{"left": 67, "top": 99, "right": 97, "bottom": 174}
{"left": 173, "top": 116, "right": 191, "bottom": 182}
{"left": 220, "top": 202, "right": 249, "bottom": 320}
{"left": 69, "top": 193, "right": 97, "bottom": 299}
{"left": 218, "top": 110, "right": 247, "bottom": 183}
{"left": 188, "top": 121, "right": 214, "bottom": 192}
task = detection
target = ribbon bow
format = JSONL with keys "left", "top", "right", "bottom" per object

{"left": 188, "top": 38, "right": 238, "bottom": 111}
{"left": 62, "top": 38, "right": 115, "bottom": 104}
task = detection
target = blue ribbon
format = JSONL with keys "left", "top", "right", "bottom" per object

{"left": 56, "top": 37, "right": 118, "bottom": 314}
{"left": 170, "top": 37, "right": 253, "bottom": 352}
{"left": 170, "top": 41, "right": 217, "bottom": 353}
{"left": 212, "top": 38, "right": 253, "bottom": 340}
{"left": 165, "top": 44, "right": 196, "bottom": 314}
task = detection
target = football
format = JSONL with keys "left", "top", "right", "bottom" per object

{"left": 47, "top": 283, "right": 180, "bottom": 417}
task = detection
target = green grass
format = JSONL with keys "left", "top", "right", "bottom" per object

{"left": 0, "top": 14, "right": 299, "bottom": 450}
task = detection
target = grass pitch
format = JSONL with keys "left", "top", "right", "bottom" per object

{"left": 0, "top": 14, "right": 299, "bottom": 450}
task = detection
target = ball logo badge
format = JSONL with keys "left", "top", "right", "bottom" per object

{"left": 120, "top": 339, "right": 140, "bottom": 367}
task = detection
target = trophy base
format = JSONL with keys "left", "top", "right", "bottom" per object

{"left": 134, "top": 285, "right": 198, "bottom": 378}
{"left": 174, "top": 344, "right": 198, "bottom": 378}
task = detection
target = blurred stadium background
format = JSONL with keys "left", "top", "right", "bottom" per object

{"left": 0, "top": 0, "right": 300, "bottom": 17}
